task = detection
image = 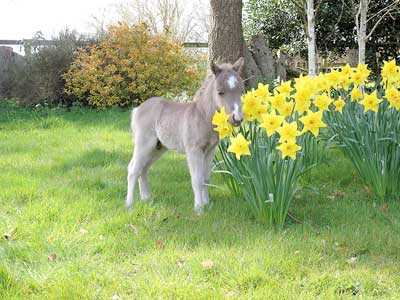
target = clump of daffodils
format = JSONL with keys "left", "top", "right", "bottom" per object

{"left": 212, "top": 59, "right": 400, "bottom": 161}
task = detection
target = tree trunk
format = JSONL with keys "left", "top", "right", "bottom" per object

{"left": 276, "top": 50, "right": 287, "bottom": 82}
{"left": 306, "top": 0, "right": 316, "bottom": 76}
{"left": 345, "top": 48, "right": 359, "bottom": 67}
{"left": 249, "top": 34, "right": 276, "bottom": 82}
{"left": 358, "top": 0, "right": 368, "bottom": 64}
{"left": 243, "top": 45, "right": 262, "bottom": 88}
{"left": 208, "top": 0, "right": 243, "bottom": 65}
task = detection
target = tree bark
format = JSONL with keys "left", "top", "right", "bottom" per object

{"left": 249, "top": 34, "right": 276, "bottom": 82}
{"left": 208, "top": 0, "right": 244, "bottom": 65}
{"left": 243, "top": 45, "right": 262, "bottom": 88}
{"left": 306, "top": 0, "right": 316, "bottom": 76}
{"left": 358, "top": 0, "right": 368, "bottom": 64}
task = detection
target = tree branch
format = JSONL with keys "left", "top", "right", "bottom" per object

{"left": 367, "top": 0, "right": 400, "bottom": 23}
{"left": 366, "top": 4, "right": 399, "bottom": 39}
{"left": 315, "top": 0, "right": 323, "bottom": 17}
{"left": 355, "top": 1, "right": 361, "bottom": 34}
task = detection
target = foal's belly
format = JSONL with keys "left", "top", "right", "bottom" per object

{"left": 156, "top": 126, "right": 186, "bottom": 153}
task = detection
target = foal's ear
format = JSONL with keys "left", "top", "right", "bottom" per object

{"left": 232, "top": 57, "right": 244, "bottom": 73}
{"left": 211, "top": 61, "right": 222, "bottom": 75}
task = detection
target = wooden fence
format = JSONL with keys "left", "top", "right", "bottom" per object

{"left": 0, "top": 39, "right": 208, "bottom": 56}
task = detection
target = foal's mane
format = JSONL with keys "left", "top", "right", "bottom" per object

{"left": 192, "top": 73, "right": 215, "bottom": 102}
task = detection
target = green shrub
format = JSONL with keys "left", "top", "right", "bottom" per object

{"left": 8, "top": 30, "right": 90, "bottom": 106}
{"left": 3, "top": 29, "right": 88, "bottom": 105}
{"left": 64, "top": 23, "right": 203, "bottom": 109}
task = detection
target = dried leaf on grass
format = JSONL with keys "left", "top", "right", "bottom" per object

{"left": 48, "top": 254, "right": 57, "bottom": 262}
{"left": 155, "top": 239, "right": 165, "bottom": 249}
{"left": 2, "top": 227, "right": 16, "bottom": 240}
{"left": 381, "top": 203, "right": 389, "bottom": 213}
{"left": 346, "top": 256, "right": 357, "bottom": 265}
{"left": 201, "top": 260, "right": 214, "bottom": 269}
{"left": 129, "top": 224, "right": 138, "bottom": 236}
{"left": 327, "top": 190, "right": 345, "bottom": 200}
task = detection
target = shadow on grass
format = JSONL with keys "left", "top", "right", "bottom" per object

{"left": 0, "top": 101, "right": 131, "bottom": 132}
{"left": 58, "top": 148, "right": 129, "bottom": 171}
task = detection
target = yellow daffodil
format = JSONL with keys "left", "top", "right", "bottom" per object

{"left": 277, "top": 101, "right": 294, "bottom": 117}
{"left": 259, "top": 110, "right": 285, "bottom": 136}
{"left": 212, "top": 107, "right": 233, "bottom": 139}
{"left": 359, "top": 90, "right": 382, "bottom": 113}
{"left": 356, "top": 64, "right": 371, "bottom": 77}
{"left": 341, "top": 63, "right": 352, "bottom": 76}
{"left": 276, "top": 121, "right": 302, "bottom": 143}
{"left": 243, "top": 101, "right": 268, "bottom": 122}
{"left": 294, "top": 75, "right": 318, "bottom": 95}
{"left": 294, "top": 98, "right": 311, "bottom": 115}
{"left": 314, "top": 93, "right": 332, "bottom": 111}
{"left": 385, "top": 87, "right": 400, "bottom": 110}
{"left": 315, "top": 74, "right": 330, "bottom": 93}
{"left": 270, "top": 93, "right": 287, "bottom": 111}
{"left": 339, "top": 73, "right": 351, "bottom": 90}
{"left": 228, "top": 133, "right": 251, "bottom": 160}
{"left": 350, "top": 64, "right": 370, "bottom": 85}
{"left": 350, "top": 86, "right": 362, "bottom": 101}
{"left": 214, "top": 123, "right": 233, "bottom": 139}
{"left": 212, "top": 107, "right": 229, "bottom": 127}
{"left": 326, "top": 69, "right": 341, "bottom": 88}
{"left": 242, "top": 87, "right": 270, "bottom": 121}
{"left": 254, "top": 83, "right": 271, "bottom": 100}
{"left": 242, "top": 93, "right": 260, "bottom": 121}
{"left": 299, "top": 111, "right": 327, "bottom": 137}
{"left": 275, "top": 80, "right": 294, "bottom": 96}
{"left": 276, "top": 141, "right": 302, "bottom": 160}
{"left": 334, "top": 97, "right": 346, "bottom": 112}
{"left": 294, "top": 87, "right": 313, "bottom": 103}
{"left": 381, "top": 59, "right": 398, "bottom": 80}
{"left": 351, "top": 71, "right": 367, "bottom": 85}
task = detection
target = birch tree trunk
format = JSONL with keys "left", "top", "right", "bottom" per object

{"left": 208, "top": 0, "right": 243, "bottom": 65}
{"left": 358, "top": 0, "right": 368, "bottom": 64}
{"left": 306, "top": 0, "right": 316, "bottom": 76}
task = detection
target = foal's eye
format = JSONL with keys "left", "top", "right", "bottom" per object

{"left": 218, "top": 91, "right": 224, "bottom": 96}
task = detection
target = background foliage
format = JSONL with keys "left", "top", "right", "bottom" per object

{"left": 3, "top": 30, "right": 90, "bottom": 106}
{"left": 244, "top": 0, "right": 400, "bottom": 70}
{"left": 64, "top": 24, "right": 203, "bottom": 109}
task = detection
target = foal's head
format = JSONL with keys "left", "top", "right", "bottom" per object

{"left": 211, "top": 57, "right": 244, "bottom": 127}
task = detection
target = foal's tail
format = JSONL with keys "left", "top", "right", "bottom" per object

{"left": 130, "top": 108, "right": 138, "bottom": 143}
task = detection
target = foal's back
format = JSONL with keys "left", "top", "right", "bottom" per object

{"left": 132, "top": 97, "right": 197, "bottom": 153}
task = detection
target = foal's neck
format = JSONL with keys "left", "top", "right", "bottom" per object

{"left": 194, "top": 76, "right": 217, "bottom": 124}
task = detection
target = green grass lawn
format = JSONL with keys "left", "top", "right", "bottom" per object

{"left": 1, "top": 101, "right": 399, "bottom": 299}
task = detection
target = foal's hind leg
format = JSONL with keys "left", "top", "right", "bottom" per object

{"left": 126, "top": 134, "right": 159, "bottom": 209}
{"left": 138, "top": 147, "right": 166, "bottom": 201}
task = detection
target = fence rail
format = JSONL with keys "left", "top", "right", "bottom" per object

{"left": 0, "top": 39, "right": 208, "bottom": 55}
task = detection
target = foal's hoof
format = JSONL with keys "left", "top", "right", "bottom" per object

{"left": 140, "top": 195, "right": 152, "bottom": 202}
{"left": 125, "top": 201, "right": 133, "bottom": 211}
{"left": 194, "top": 205, "right": 205, "bottom": 216}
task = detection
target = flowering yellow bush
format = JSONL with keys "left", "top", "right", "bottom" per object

{"left": 214, "top": 59, "right": 400, "bottom": 226}
{"left": 64, "top": 24, "right": 202, "bottom": 108}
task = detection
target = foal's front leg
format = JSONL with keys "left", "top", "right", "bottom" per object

{"left": 186, "top": 149, "right": 207, "bottom": 214}
{"left": 201, "top": 147, "right": 216, "bottom": 207}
